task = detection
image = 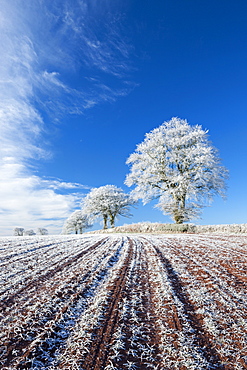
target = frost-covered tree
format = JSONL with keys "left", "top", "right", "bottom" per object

{"left": 62, "top": 210, "right": 91, "bottom": 234}
{"left": 24, "top": 229, "right": 36, "bottom": 236}
{"left": 82, "top": 185, "right": 136, "bottom": 229}
{"left": 13, "top": 227, "right": 24, "bottom": 236}
{"left": 125, "top": 117, "right": 228, "bottom": 224}
{"left": 37, "top": 228, "right": 48, "bottom": 235}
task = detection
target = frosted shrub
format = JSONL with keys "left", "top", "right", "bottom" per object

{"left": 94, "top": 222, "right": 247, "bottom": 234}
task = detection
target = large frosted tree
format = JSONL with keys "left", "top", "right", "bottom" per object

{"left": 82, "top": 185, "right": 135, "bottom": 229}
{"left": 125, "top": 117, "right": 228, "bottom": 224}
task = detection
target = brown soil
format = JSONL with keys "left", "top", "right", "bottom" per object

{"left": 1, "top": 234, "right": 247, "bottom": 369}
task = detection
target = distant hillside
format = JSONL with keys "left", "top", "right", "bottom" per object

{"left": 88, "top": 222, "right": 247, "bottom": 234}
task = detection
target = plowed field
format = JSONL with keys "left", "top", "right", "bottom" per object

{"left": 0, "top": 234, "right": 247, "bottom": 369}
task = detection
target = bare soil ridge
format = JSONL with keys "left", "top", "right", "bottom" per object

{"left": 0, "top": 234, "right": 246, "bottom": 369}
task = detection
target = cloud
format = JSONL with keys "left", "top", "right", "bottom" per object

{"left": 0, "top": 158, "right": 86, "bottom": 235}
{"left": 0, "top": 0, "right": 134, "bottom": 235}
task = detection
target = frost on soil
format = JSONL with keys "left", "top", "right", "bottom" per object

{"left": 0, "top": 233, "right": 247, "bottom": 369}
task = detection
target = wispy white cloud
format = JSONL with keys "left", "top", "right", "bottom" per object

{"left": 0, "top": 0, "right": 134, "bottom": 235}
{"left": 41, "top": 71, "right": 70, "bottom": 92}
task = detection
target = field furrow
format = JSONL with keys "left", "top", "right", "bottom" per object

{"left": 0, "top": 233, "right": 246, "bottom": 370}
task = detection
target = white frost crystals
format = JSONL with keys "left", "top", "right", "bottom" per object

{"left": 125, "top": 117, "right": 228, "bottom": 223}
{"left": 62, "top": 210, "right": 91, "bottom": 234}
{"left": 81, "top": 185, "right": 136, "bottom": 230}
{"left": 1, "top": 234, "right": 247, "bottom": 369}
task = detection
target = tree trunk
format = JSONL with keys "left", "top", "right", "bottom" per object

{"left": 173, "top": 193, "right": 186, "bottom": 224}
{"left": 103, "top": 214, "right": 108, "bottom": 229}
{"left": 109, "top": 214, "right": 115, "bottom": 228}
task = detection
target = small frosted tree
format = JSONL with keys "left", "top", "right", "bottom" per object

{"left": 37, "top": 228, "right": 48, "bottom": 235}
{"left": 125, "top": 117, "right": 228, "bottom": 224}
{"left": 62, "top": 210, "right": 91, "bottom": 234}
{"left": 24, "top": 229, "right": 36, "bottom": 236}
{"left": 82, "top": 185, "right": 136, "bottom": 229}
{"left": 13, "top": 228, "right": 24, "bottom": 236}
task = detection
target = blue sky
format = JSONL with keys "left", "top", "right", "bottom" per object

{"left": 0, "top": 0, "right": 247, "bottom": 235}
